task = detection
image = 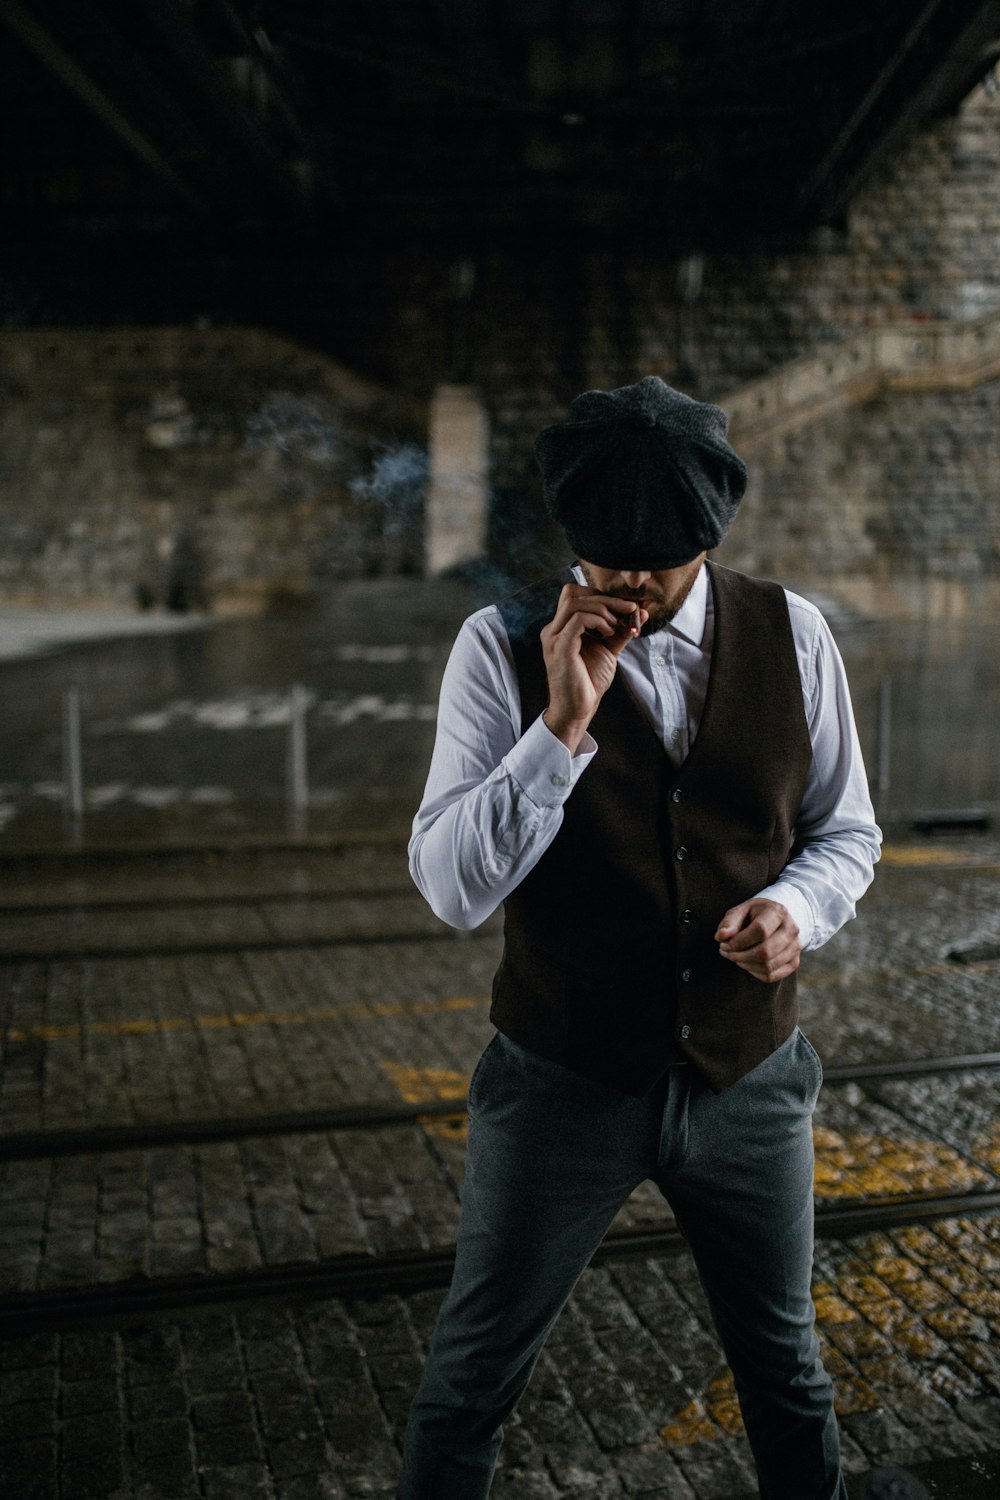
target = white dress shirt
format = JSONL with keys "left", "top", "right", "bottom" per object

{"left": 409, "top": 563, "right": 881, "bottom": 946}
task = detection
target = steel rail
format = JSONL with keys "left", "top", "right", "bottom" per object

{"left": 0, "top": 925, "right": 499, "bottom": 963}
{"left": 0, "top": 885, "right": 418, "bottom": 917}
{"left": 1, "top": 1187, "right": 999, "bottom": 1334}
{"left": 0, "top": 1098, "right": 468, "bottom": 1161}
{"left": 823, "top": 1050, "right": 1000, "bottom": 1081}
{"left": 1, "top": 1050, "right": 999, "bottom": 1162}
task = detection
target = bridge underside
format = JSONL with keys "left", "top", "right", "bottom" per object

{"left": 3, "top": 0, "right": 1000, "bottom": 253}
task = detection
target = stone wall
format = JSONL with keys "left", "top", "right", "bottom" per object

{"left": 0, "top": 329, "right": 425, "bottom": 612}
{"left": 458, "top": 84, "right": 1000, "bottom": 608}
{"left": 3, "top": 84, "right": 1000, "bottom": 615}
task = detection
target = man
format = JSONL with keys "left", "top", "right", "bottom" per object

{"left": 398, "top": 376, "right": 882, "bottom": 1499}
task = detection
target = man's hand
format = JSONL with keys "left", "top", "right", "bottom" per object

{"left": 540, "top": 584, "right": 646, "bottom": 752}
{"left": 715, "top": 898, "right": 802, "bottom": 983}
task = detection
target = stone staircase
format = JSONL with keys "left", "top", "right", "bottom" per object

{"left": 723, "top": 308, "right": 1000, "bottom": 448}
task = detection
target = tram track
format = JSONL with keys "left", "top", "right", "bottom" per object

{"left": 2, "top": 1183, "right": 999, "bottom": 1336}
{"left": 0, "top": 924, "right": 498, "bottom": 963}
{"left": 1, "top": 1050, "right": 999, "bottom": 1162}
{"left": 1, "top": 1052, "right": 998, "bottom": 1333}
{"left": 0, "top": 884, "right": 418, "bottom": 917}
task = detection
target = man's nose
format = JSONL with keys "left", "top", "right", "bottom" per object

{"left": 621, "top": 571, "right": 652, "bottom": 589}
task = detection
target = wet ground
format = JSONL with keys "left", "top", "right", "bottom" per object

{"left": 1, "top": 582, "right": 999, "bottom": 1498}
{"left": 2, "top": 835, "right": 1000, "bottom": 1498}
{"left": 2, "top": 580, "right": 999, "bottom": 849}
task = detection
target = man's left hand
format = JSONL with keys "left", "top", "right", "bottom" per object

{"left": 715, "top": 899, "right": 802, "bottom": 983}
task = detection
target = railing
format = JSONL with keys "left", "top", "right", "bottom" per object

{"left": 724, "top": 309, "right": 1000, "bottom": 447}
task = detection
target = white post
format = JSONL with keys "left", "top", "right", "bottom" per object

{"left": 286, "top": 684, "right": 309, "bottom": 834}
{"left": 875, "top": 676, "right": 892, "bottom": 812}
{"left": 425, "top": 384, "right": 490, "bottom": 574}
{"left": 62, "top": 686, "right": 84, "bottom": 835}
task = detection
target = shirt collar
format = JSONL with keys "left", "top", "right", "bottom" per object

{"left": 668, "top": 562, "right": 709, "bottom": 647}
{"left": 569, "top": 560, "right": 710, "bottom": 648}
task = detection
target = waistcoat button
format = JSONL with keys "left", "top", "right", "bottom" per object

{"left": 680, "top": 908, "right": 694, "bottom": 924}
{"left": 671, "top": 787, "right": 684, "bottom": 803}
{"left": 680, "top": 1025, "right": 691, "bottom": 1039}
{"left": 675, "top": 846, "right": 688, "bottom": 861}
{"left": 680, "top": 968, "right": 692, "bottom": 982}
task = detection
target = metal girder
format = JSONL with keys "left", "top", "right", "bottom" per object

{"left": 1, "top": 0, "right": 317, "bottom": 220}
{"left": 799, "top": 0, "right": 1000, "bottom": 221}
{"left": 131, "top": 0, "right": 313, "bottom": 211}
{"left": 0, "top": 0, "right": 204, "bottom": 208}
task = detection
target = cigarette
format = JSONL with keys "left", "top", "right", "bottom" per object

{"left": 620, "top": 607, "right": 640, "bottom": 636}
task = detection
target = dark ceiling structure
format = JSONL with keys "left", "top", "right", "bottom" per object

{"left": 3, "top": 0, "right": 1000, "bottom": 253}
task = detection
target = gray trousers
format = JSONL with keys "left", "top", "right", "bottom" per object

{"left": 397, "top": 1028, "right": 846, "bottom": 1500}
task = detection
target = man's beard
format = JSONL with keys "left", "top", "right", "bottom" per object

{"left": 617, "top": 576, "right": 699, "bottom": 634}
{"left": 577, "top": 561, "right": 701, "bottom": 634}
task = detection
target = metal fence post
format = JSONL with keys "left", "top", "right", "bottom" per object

{"left": 62, "top": 686, "right": 84, "bottom": 839}
{"left": 874, "top": 675, "right": 892, "bottom": 814}
{"left": 286, "top": 683, "right": 309, "bottom": 835}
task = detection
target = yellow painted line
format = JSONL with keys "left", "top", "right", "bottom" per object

{"left": 381, "top": 1063, "right": 468, "bottom": 1105}
{"left": 660, "top": 1164, "right": 1000, "bottom": 1448}
{"left": 880, "top": 844, "right": 1000, "bottom": 870}
{"left": 4, "top": 995, "right": 484, "bottom": 1045}
{"left": 380, "top": 1063, "right": 471, "bottom": 1137}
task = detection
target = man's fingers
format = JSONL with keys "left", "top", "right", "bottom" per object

{"left": 723, "top": 945, "right": 802, "bottom": 983}
{"left": 548, "top": 587, "right": 644, "bottom": 636}
{"left": 715, "top": 898, "right": 802, "bottom": 983}
{"left": 717, "top": 909, "right": 782, "bottom": 951}
{"left": 715, "top": 900, "right": 752, "bottom": 940}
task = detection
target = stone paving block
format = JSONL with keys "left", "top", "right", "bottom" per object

{"left": 491, "top": 1465, "right": 561, "bottom": 1498}
{"left": 0, "top": 1248, "right": 41, "bottom": 1292}
{"left": 127, "top": 1379, "right": 188, "bottom": 1423}
{"left": 840, "top": 1406, "right": 932, "bottom": 1466}
{"left": 275, "top": 1475, "right": 348, "bottom": 1500}
{"left": 239, "top": 1307, "right": 303, "bottom": 1366}
{"left": 0, "top": 1437, "right": 59, "bottom": 1500}
{"left": 132, "top": 1443, "right": 201, "bottom": 1496}
{"left": 61, "top": 1376, "right": 120, "bottom": 1416}
{"left": 0, "top": 1330, "right": 59, "bottom": 1372}
{"left": 0, "top": 1398, "right": 54, "bottom": 1440}
{"left": 132, "top": 1416, "right": 194, "bottom": 1460}
{"left": 0, "top": 1362, "right": 58, "bottom": 1407}
{"left": 611, "top": 1442, "right": 700, "bottom": 1497}
{"left": 182, "top": 1345, "right": 246, "bottom": 1397}
{"left": 195, "top": 1421, "right": 265, "bottom": 1468}
{"left": 256, "top": 1394, "right": 325, "bottom": 1444}
{"left": 200, "top": 1461, "right": 272, "bottom": 1499}
{"left": 60, "top": 1440, "right": 125, "bottom": 1498}
{"left": 269, "top": 1430, "right": 334, "bottom": 1479}
{"left": 122, "top": 1325, "right": 184, "bottom": 1387}
{"left": 673, "top": 1440, "right": 758, "bottom": 1500}
{"left": 335, "top": 1434, "right": 402, "bottom": 1496}
{"left": 191, "top": 1390, "right": 256, "bottom": 1429}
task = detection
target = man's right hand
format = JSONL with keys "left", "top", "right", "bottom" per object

{"left": 540, "top": 584, "right": 646, "bottom": 753}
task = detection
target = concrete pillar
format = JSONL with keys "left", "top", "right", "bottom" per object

{"left": 425, "top": 384, "right": 490, "bottom": 574}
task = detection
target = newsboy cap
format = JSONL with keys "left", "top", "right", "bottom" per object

{"left": 534, "top": 375, "right": 748, "bottom": 570}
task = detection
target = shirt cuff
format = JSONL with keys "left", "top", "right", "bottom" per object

{"left": 504, "top": 713, "right": 597, "bottom": 808}
{"left": 754, "top": 879, "right": 817, "bottom": 952}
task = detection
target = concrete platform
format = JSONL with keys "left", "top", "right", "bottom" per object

{"left": 0, "top": 836, "right": 999, "bottom": 1496}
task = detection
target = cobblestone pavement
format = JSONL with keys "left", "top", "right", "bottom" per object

{"left": 2, "top": 834, "right": 1000, "bottom": 1496}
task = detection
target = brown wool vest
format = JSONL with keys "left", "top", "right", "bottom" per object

{"left": 493, "top": 560, "right": 813, "bottom": 1095}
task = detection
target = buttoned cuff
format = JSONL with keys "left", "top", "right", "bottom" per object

{"left": 505, "top": 713, "right": 597, "bottom": 808}
{"left": 754, "top": 880, "right": 817, "bottom": 952}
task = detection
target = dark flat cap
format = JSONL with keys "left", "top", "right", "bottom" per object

{"left": 534, "top": 375, "right": 748, "bottom": 570}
